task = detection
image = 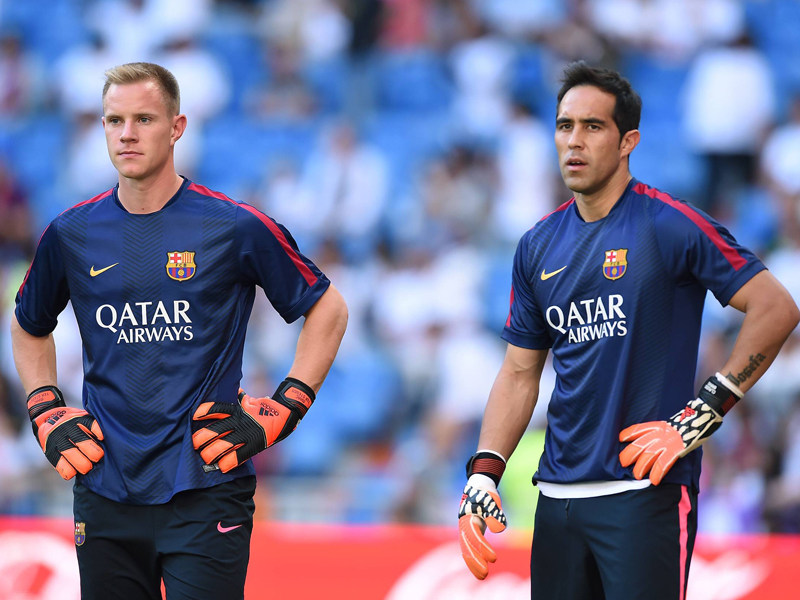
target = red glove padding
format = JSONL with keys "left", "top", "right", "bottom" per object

{"left": 33, "top": 407, "right": 105, "bottom": 480}
{"left": 192, "top": 377, "right": 315, "bottom": 473}
{"left": 458, "top": 479, "right": 507, "bottom": 580}
{"left": 619, "top": 374, "right": 741, "bottom": 485}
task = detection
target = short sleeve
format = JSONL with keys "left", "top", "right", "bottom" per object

{"left": 15, "top": 221, "right": 71, "bottom": 336}
{"left": 235, "top": 204, "right": 330, "bottom": 323}
{"left": 655, "top": 201, "right": 766, "bottom": 306}
{"left": 501, "top": 231, "right": 552, "bottom": 349}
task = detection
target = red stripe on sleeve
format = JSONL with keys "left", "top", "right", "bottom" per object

{"left": 634, "top": 183, "right": 747, "bottom": 270}
{"left": 505, "top": 286, "right": 515, "bottom": 327}
{"left": 188, "top": 183, "right": 319, "bottom": 287}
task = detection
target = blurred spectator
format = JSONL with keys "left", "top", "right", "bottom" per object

{"left": 302, "top": 120, "right": 388, "bottom": 259}
{"left": 259, "top": 0, "right": 350, "bottom": 64}
{"left": 417, "top": 144, "right": 495, "bottom": 245}
{"left": 448, "top": 17, "right": 514, "bottom": 141}
{"left": 492, "top": 100, "right": 558, "bottom": 244}
{"left": 380, "top": 0, "right": 429, "bottom": 50}
{"left": 62, "top": 111, "right": 119, "bottom": 203}
{"left": 761, "top": 95, "right": 800, "bottom": 212}
{"left": 52, "top": 32, "right": 117, "bottom": 118}
{"left": 682, "top": 32, "right": 776, "bottom": 214}
{"left": 587, "top": 0, "right": 745, "bottom": 59}
{"left": 245, "top": 41, "right": 319, "bottom": 120}
{"left": 152, "top": 35, "right": 232, "bottom": 176}
{"left": 252, "top": 158, "right": 321, "bottom": 251}
{"left": 86, "top": 0, "right": 160, "bottom": 63}
{"left": 473, "top": 0, "right": 568, "bottom": 41}
{"left": 0, "top": 31, "right": 45, "bottom": 117}
{"left": 342, "top": 0, "right": 384, "bottom": 120}
{"left": 87, "top": 0, "right": 213, "bottom": 62}
{"left": 542, "top": 0, "right": 617, "bottom": 69}
{"left": 763, "top": 396, "right": 800, "bottom": 532}
{"left": 0, "top": 160, "right": 34, "bottom": 261}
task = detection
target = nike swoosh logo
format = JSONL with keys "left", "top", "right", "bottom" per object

{"left": 217, "top": 522, "right": 243, "bottom": 533}
{"left": 90, "top": 263, "right": 119, "bottom": 277}
{"left": 540, "top": 266, "right": 567, "bottom": 280}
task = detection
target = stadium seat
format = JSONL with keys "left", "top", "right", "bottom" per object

{"left": 198, "top": 115, "right": 317, "bottom": 192}
{"left": 202, "top": 30, "right": 267, "bottom": 115}
{"left": 374, "top": 49, "right": 453, "bottom": 112}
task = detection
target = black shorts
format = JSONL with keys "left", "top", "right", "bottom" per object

{"left": 530, "top": 484, "right": 698, "bottom": 600}
{"left": 73, "top": 476, "right": 257, "bottom": 600}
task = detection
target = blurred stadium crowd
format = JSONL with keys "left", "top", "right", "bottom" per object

{"left": 1, "top": 0, "right": 800, "bottom": 535}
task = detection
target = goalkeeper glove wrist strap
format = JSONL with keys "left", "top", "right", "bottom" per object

{"left": 274, "top": 377, "right": 315, "bottom": 418}
{"left": 27, "top": 385, "right": 66, "bottom": 435}
{"left": 466, "top": 450, "right": 507, "bottom": 487}
{"left": 699, "top": 373, "right": 743, "bottom": 417}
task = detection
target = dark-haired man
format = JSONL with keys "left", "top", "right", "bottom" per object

{"left": 458, "top": 61, "right": 798, "bottom": 599}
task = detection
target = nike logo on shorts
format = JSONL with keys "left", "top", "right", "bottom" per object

{"left": 217, "top": 522, "right": 243, "bottom": 533}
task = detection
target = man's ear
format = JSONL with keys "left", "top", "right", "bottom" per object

{"left": 620, "top": 128, "right": 640, "bottom": 159}
{"left": 171, "top": 114, "right": 187, "bottom": 145}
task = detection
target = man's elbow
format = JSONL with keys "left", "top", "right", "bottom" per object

{"left": 785, "top": 298, "right": 800, "bottom": 333}
{"left": 314, "top": 285, "right": 349, "bottom": 337}
{"left": 773, "top": 291, "right": 800, "bottom": 339}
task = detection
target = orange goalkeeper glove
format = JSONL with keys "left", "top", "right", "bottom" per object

{"left": 458, "top": 451, "right": 507, "bottom": 580}
{"left": 619, "top": 373, "right": 743, "bottom": 485}
{"left": 192, "top": 377, "right": 315, "bottom": 473}
{"left": 27, "top": 385, "right": 105, "bottom": 481}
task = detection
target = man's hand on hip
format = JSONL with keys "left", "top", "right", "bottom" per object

{"left": 192, "top": 377, "right": 315, "bottom": 473}
{"left": 28, "top": 385, "right": 104, "bottom": 480}
{"left": 619, "top": 373, "right": 743, "bottom": 485}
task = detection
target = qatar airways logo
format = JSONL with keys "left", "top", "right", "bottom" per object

{"left": 95, "top": 300, "right": 194, "bottom": 344}
{"left": 546, "top": 294, "right": 628, "bottom": 343}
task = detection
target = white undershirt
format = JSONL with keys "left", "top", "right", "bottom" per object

{"left": 536, "top": 479, "right": 652, "bottom": 499}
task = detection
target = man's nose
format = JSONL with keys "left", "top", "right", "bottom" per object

{"left": 120, "top": 121, "right": 137, "bottom": 141}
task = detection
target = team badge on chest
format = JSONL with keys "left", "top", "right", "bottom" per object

{"left": 166, "top": 251, "right": 197, "bottom": 281}
{"left": 602, "top": 249, "right": 628, "bottom": 280}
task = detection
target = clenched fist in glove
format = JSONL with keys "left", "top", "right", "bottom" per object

{"left": 192, "top": 377, "right": 315, "bottom": 473}
{"left": 27, "top": 385, "right": 105, "bottom": 480}
{"left": 619, "top": 373, "right": 743, "bottom": 485}
{"left": 458, "top": 450, "right": 508, "bottom": 580}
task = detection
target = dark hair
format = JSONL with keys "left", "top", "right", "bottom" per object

{"left": 556, "top": 61, "right": 641, "bottom": 137}
{"left": 102, "top": 62, "right": 181, "bottom": 115}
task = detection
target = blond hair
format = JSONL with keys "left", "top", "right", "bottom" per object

{"left": 102, "top": 62, "right": 181, "bottom": 115}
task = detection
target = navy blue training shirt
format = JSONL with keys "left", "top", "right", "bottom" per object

{"left": 503, "top": 179, "right": 765, "bottom": 491}
{"left": 16, "top": 178, "right": 330, "bottom": 504}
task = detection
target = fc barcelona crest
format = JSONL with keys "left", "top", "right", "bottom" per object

{"left": 602, "top": 248, "right": 628, "bottom": 280}
{"left": 166, "top": 251, "right": 196, "bottom": 282}
{"left": 74, "top": 521, "right": 86, "bottom": 546}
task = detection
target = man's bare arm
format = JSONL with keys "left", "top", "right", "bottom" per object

{"left": 11, "top": 314, "right": 57, "bottom": 394}
{"left": 721, "top": 270, "right": 800, "bottom": 392}
{"left": 286, "top": 284, "right": 349, "bottom": 393}
{"left": 477, "top": 344, "right": 549, "bottom": 460}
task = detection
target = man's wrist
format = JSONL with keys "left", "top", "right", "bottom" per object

{"left": 274, "top": 377, "right": 315, "bottom": 418}
{"left": 466, "top": 450, "right": 507, "bottom": 487}
{"left": 27, "top": 385, "right": 66, "bottom": 421}
{"left": 698, "top": 373, "right": 743, "bottom": 417}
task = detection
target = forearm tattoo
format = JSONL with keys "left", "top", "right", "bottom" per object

{"left": 725, "top": 352, "right": 767, "bottom": 387}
